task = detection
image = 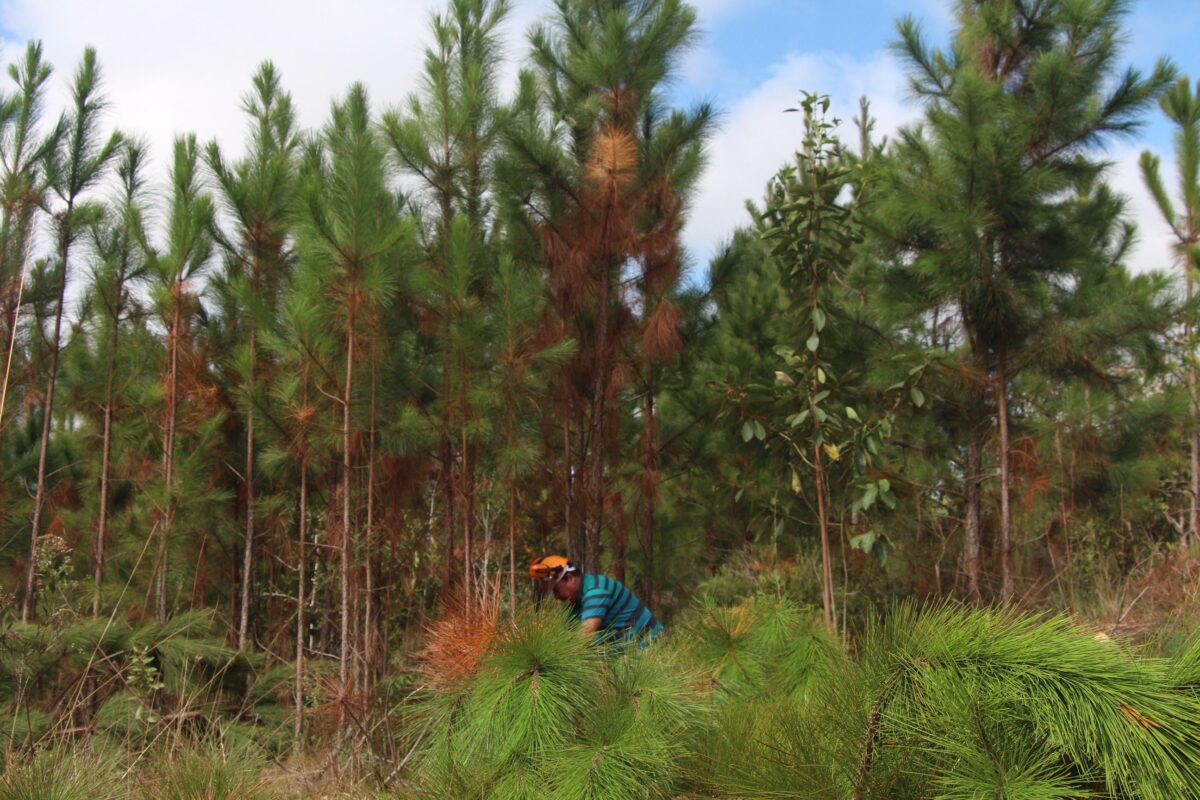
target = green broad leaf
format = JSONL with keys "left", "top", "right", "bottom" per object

{"left": 845, "top": 405, "right": 860, "bottom": 421}
{"left": 814, "top": 390, "right": 830, "bottom": 403}
{"left": 910, "top": 386, "right": 925, "bottom": 407}
{"left": 791, "top": 467, "right": 802, "bottom": 494}
{"left": 879, "top": 478, "right": 890, "bottom": 493}
{"left": 741, "top": 421, "right": 754, "bottom": 442}
{"left": 817, "top": 367, "right": 827, "bottom": 384}
{"left": 880, "top": 489, "right": 898, "bottom": 510}
{"left": 775, "top": 370, "right": 796, "bottom": 386}
{"left": 793, "top": 409, "right": 810, "bottom": 427}
{"left": 814, "top": 407, "right": 827, "bottom": 423}
{"left": 850, "top": 531, "right": 876, "bottom": 553}
{"left": 806, "top": 334, "right": 820, "bottom": 352}
{"left": 872, "top": 536, "right": 891, "bottom": 566}
{"left": 811, "top": 307, "right": 826, "bottom": 331}
{"left": 734, "top": 488, "right": 744, "bottom": 502}
{"left": 860, "top": 483, "right": 878, "bottom": 510}
{"left": 753, "top": 420, "right": 766, "bottom": 441}
{"left": 774, "top": 518, "right": 785, "bottom": 537}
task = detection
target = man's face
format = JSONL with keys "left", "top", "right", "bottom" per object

{"left": 552, "top": 572, "right": 581, "bottom": 603}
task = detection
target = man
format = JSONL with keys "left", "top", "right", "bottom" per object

{"left": 529, "top": 555, "right": 664, "bottom": 645}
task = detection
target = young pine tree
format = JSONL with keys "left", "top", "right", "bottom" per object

{"left": 297, "top": 83, "right": 413, "bottom": 732}
{"left": 498, "top": 0, "right": 713, "bottom": 571}
{"left": 22, "top": 48, "right": 120, "bottom": 621}
{"left": 880, "top": 0, "right": 1173, "bottom": 601}
{"left": 1141, "top": 76, "right": 1200, "bottom": 548}
{"left": 143, "top": 135, "right": 215, "bottom": 623}
{"left": 206, "top": 61, "right": 300, "bottom": 651}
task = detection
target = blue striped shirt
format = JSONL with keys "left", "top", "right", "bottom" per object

{"left": 574, "top": 574, "right": 663, "bottom": 640}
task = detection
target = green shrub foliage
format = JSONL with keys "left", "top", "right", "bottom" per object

{"left": 401, "top": 598, "right": 1200, "bottom": 799}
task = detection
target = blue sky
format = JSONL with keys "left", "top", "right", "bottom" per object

{"left": 0, "top": 0, "right": 1196, "bottom": 277}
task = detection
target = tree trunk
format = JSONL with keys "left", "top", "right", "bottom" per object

{"left": 964, "top": 428, "right": 983, "bottom": 604}
{"left": 440, "top": 435, "right": 456, "bottom": 586}
{"left": 158, "top": 292, "right": 182, "bottom": 624}
{"left": 339, "top": 305, "right": 355, "bottom": 737}
{"left": 94, "top": 274, "right": 124, "bottom": 618}
{"left": 462, "top": 424, "right": 473, "bottom": 604}
{"left": 814, "top": 442, "right": 836, "bottom": 630}
{"left": 363, "top": 357, "right": 377, "bottom": 686}
{"left": 612, "top": 498, "right": 627, "bottom": 583}
{"left": 640, "top": 378, "right": 656, "bottom": 607}
{"left": 294, "top": 455, "right": 307, "bottom": 748}
{"left": 238, "top": 328, "right": 256, "bottom": 650}
{"left": 997, "top": 349, "right": 1014, "bottom": 604}
{"left": 565, "top": 407, "right": 584, "bottom": 563}
{"left": 22, "top": 225, "right": 72, "bottom": 622}
{"left": 508, "top": 483, "right": 517, "bottom": 615}
{"left": 582, "top": 256, "right": 612, "bottom": 574}
{"left": 1187, "top": 252, "right": 1199, "bottom": 548}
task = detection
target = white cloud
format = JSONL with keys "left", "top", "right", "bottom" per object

{"left": 0, "top": 0, "right": 557, "bottom": 176}
{"left": 1109, "top": 145, "right": 1179, "bottom": 277}
{"left": 682, "top": 48, "right": 921, "bottom": 268}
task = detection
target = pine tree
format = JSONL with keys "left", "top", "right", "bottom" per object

{"left": 0, "top": 44, "right": 62, "bottom": 588}
{"left": 144, "top": 135, "right": 215, "bottom": 623}
{"left": 498, "top": 0, "right": 713, "bottom": 571}
{"left": 297, "top": 83, "right": 412, "bottom": 733}
{"left": 206, "top": 61, "right": 299, "bottom": 651}
{"left": 384, "top": 0, "right": 510, "bottom": 594}
{"left": 881, "top": 0, "right": 1173, "bottom": 601}
{"left": 1141, "top": 75, "right": 1200, "bottom": 548}
{"left": 22, "top": 47, "right": 120, "bottom": 621}
{"left": 84, "top": 140, "right": 147, "bottom": 617}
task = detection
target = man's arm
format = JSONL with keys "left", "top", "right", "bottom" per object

{"left": 580, "top": 616, "right": 602, "bottom": 636}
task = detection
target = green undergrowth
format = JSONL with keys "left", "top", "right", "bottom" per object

{"left": 402, "top": 598, "right": 1200, "bottom": 799}
{"left": 6, "top": 599, "right": 1200, "bottom": 799}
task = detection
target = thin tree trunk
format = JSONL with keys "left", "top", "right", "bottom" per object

{"left": 462, "top": 424, "right": 473, "bottom": 604}
{"left": 565, "top": 406, "right": 581, "bottom": 560}
{"left": 508, "top": 483, "right": 517, "bottom": 615}
{"left": 440, "top": 435, "right": 456, "bottom": 586}
{"left": 160, "top": 299, "right": 181, "bottom": 622}
{"left": 363, "top": 356, "right": 377, "bottom": 685}
{"left": 814, "top": 442, "right": 836, "bottom": 631}
{"left": 238, "top": 328, "right": 256, "bottom": 650}
{"left": 810, "top": 276, "right": 835, "bottom": 631}
{"left": 964, "top": 424, "right": 983, "bottom": 604}
{"left": 0, "top": 256, "right": 28, "bottom": 440}
{"left": 94, "top": 278, "right": 123, "bottom": 618}
{"left": 640, "top": 378, "right": 656, "bottom": 607}
{"left": 613, "top": 504, "right": 627, "bottom": 584}
{"left": 1187, "top": 254, "right": 1199, "bottom": 548}
{"left": 997, "top": 350, "right": 1014, "bottom": 604}
{"left": 22, "top": 224, "right": 73, "bottom": 622}
{"left": 294, "top": 454, "right": 307, "bottom": 748}
{"left": 159, "top": 293, "right": 182, "bottom": 624}
{"left": 582, "top": 255, "right": 612, "bottom": 574}
{"left": 339, "top": 305, "right": 355, "bottom": 737}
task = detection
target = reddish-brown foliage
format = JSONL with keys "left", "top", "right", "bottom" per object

{"left": 420, "top": 595, "right": 503, "bottom": 690}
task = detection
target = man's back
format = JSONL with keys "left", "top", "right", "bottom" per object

{"left": 576, "top": 573, "right": 662, "bottom": 639}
